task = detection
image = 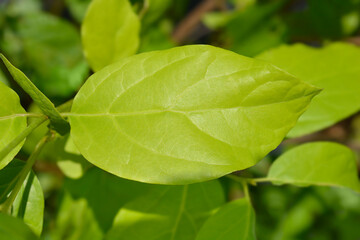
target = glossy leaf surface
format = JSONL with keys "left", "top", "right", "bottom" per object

{"left": 0, "top": 82, "right": 27, "bottom": 169}
{"left": 0, "top": 54, "right": 70, "bottom": 135}
{"left": 106, "top": 180, "right": 225, "bottom": 240}
{"left": 82, "top": 0, "right": 140, "bottom": 71}
{"left": 257, "top": 43, "right": 360, "bottom": 137}
{"left": 0, "top": 159, "right": 44, "bottom": 235}
{"left": 70, "top": 45, "right": 320, "bottom": 184}
{"left": 0, "top": 213, "right": 38, "bottom": 240}
{"left": 196, "top": 198, "right": 256, "bottom": 240}
{"left": 267, "top": 142, "right": 360, "bottom": 192}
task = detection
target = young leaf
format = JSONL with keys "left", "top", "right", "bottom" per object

{"left": 105, "top": 180, "right": 225, "bottom": 240}
{"left": 0, "top": 213, "right": 38, "bottom": 240}
{"left": 0, "top": 159, "right": 44, "bottom": 236}
{"left": 0, "top": 82, "right": 27, "bottom": 169}
{"left": 82, "top": 0, "right": 140, "bottom": 71}
{"left": 266, "top": 142, "right": 360, "bottom": 192}
{"left": 257, "top": 43, "right": 360, "bottom": 137}
{"left": 69, "top": 45, "right": 320, "bottom": 184}
{"left": 0, "top": 54, "right": 70, "bottom": 135}
{"left": 196, "top": 198, "right": 256, "bottom": 240}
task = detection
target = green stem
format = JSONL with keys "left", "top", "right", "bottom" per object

{"left": 0, "top": 116, "right": 48, "bottom": 162}
{"left": 138, "top": 0, "right": 149, "bottom": 19}
{"left": 252, "top": 178, "right": 271, "bottom": 183}
{"left": 226, "top": 174, "right": 257, "bottom": 186}
{"left": 1, "top": 134, "right": 51, "bottom": 214}
{"left": 241, "top": 180, "right": 250, "bottom": 202}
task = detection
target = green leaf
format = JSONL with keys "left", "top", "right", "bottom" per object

{"left": 69, "top": 45, "right": 320, "bottom": 184}
{"left": 0, "top": 81, "right": 27, "bottom": 169}
{"left": 56, "top": 136, "right": 90, "bottom": 179}
{"left": 257, "top": 43, "right": 360, "bottom": 137}
{"left": 0, "top": 54, "right": 70, "bottom": 135}
{"left": 266, "top": 142, "right": 360, "bottom": 192}
{"left": 0, "top": 159, "right": 44, "bottom": 235}
{"left": 106, "top": 180, "right": 225, "bottom": 240}
{"left": 65, "top": 0, "right": 91, "bottom": 22}
{"left": 65, "top": 167, "right": 154, "bottom": 232}
{"left": 82, "top": 0, "right": 141, "bottom": 71}
{"left": 15, "top": 13, "right": 89, "bottom": 98}
{"left": 196, "top": 198, "right": 256, "bottom": 240}
{"left": 0, "top": 213, "right": 38, "bottom": 240}
{"left": 224, "top": 0, "right": 287, "bottom": 57}
{"left": 51, "top": 191, "right": 103, "bottom": 240}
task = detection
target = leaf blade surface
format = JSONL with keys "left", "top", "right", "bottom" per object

{"left": 70, "top": 45, "right": 320, "bottom": 184}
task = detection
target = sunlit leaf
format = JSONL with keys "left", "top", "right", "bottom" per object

{"left": 266, "top": 142, "right": 360, "bottom": 192}
{"left": 82, "top": 0, "right": 140, "bottom": 71}
{"left": 257, "top": 43, "right": 360, "bottom": 137}
{"left": 106, "top": 180, "right": 225, "bottom": 240}
{"left": 0, "top": 82, "right": 27, "bottom": 169}
{"left": 70, "top": 45, "right": 320, "bottom": 184}
{"left": 196, "top": 198, "right": 256, "bottom": 240}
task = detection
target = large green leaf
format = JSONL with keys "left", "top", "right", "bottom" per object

{"left": 266, "top": 142, "right": 360, "bottom": 192}
{"left": 0, "top": 54, "right": 70, "bottom": 135}
{"left": 69, "top": 45, "right": 320, "bottom": 184}
{"left": 82, "top": 0, "right": 140, "bottom": 71}
{"left": 106, "top": 180, "right": 225, "bottom": 240}
{"left": 0, "top": 81, "right": 27, "bottom": 169}
{"left": 257, "top": 43, "right": 360, "bottom": 137}
{"left": 0, "top": 213, "right": 38, "bottom": 240}
{"left": 65, "top": 167, "right": 154, "bottom": 232}
{"left": 196, "top": 198, "right": 256, "bottom": 240}
{"left": 0, "top": 159, "right": 44, "bottom": 235}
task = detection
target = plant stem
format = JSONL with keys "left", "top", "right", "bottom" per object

{"left": 241, "top": 180, "right": 250, "bottom": 202}
{"left": 138, "top": 0, "right": 149, "bottom": 19}
{"left": 252, "top": 178, "right": 271, "bottom": 183}
{"left": 226, "top": 174, "right": 257, "bottom": 186}
{"left": 0, "top": 134, "right": 51, "bottom": 214}
{"left": 0, "top": 116, "right": 48, "bottom": 162}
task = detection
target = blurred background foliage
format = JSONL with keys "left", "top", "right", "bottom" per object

{"left": 1, "top": 0, "right": 360, "bottom": 239}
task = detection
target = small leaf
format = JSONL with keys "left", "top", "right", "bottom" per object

{"left": 196, "top": 198, "right": 256, "bottom": 240}
{"left": 105, "top": 180, "right": 225, "bottom": 240}
{"left": 0, "top": 54, "right": 70, "bottom": 135}
{"left": 82, "top": 0, "right": 140, "bottom": 71}
{"left": 0, "top": 82, "right": 27, "bottom": 169}
{"left": 0, "top": 213, "right": 38, "bottom": 240}
{"left": 257, "top": 43, "right": 360, "bottom": 137}
{"left": 70, "top": 45, "right": 320, "bottom": 184}
{"left": 0, "top": 159, "right": 44, "bottom": 235}
{"left": 267, "top": 142, "right": 360, "bottom": 192}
